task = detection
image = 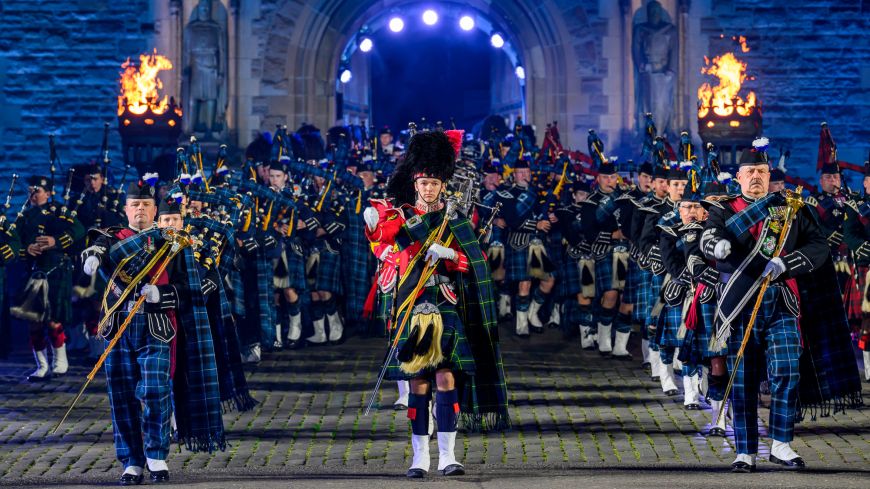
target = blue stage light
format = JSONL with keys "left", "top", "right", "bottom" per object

{"left": 515, "top": 66, "right": 525, "bottom": 80}
{"left": 422, "top": 10, "right": 438, "bottom": 26}
{"left": 490, "top": 33, "right": 505, "bottom": 48}
{"left": 459, "top": 16, "right": 474, "bottom": 31}
{"left": 389, "top": 17, "right": 404, "bottom": 32}
{"left": 340, "top": 69, "right": 352, "bottom": 83}
{"left": 359, "top": 37, "right": 373, "bottom": 52}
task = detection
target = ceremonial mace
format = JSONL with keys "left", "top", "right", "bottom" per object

{"left": 364, "top": 196, "right": 459, "bottom": 415}
{"left": 715, "top": 187, "right": 805, "bottom": 426}
{"left": 53, "top": 228, "right": 195, "bottom": 434}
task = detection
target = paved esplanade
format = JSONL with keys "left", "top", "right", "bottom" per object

{"left": 0, "top": 327, "right": 867, "bottom": 488}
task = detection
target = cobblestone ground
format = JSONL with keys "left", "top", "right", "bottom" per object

{"left": 0, "top": 325, "right": 867, "bottom": 487}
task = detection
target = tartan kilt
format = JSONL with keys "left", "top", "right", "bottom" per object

{"left": 505, "top": 244, "right": 531, "bottom": 282}
{"left": 634, "top": 271, "right": 663, "bottom": 325}
{"left": 340, "top": 237, "right": 375, "bottom": 320}
{"left": 841, "top": 264, "right": 863, "bottom": 321}
{"left": 559, "top": 255, "right": 581, "bottom": 299}
{"left": 384, "top": 287, "right": 476, "bottom": 381}
{"left": 308, "top": 247, "right": 342, "bottom": 293}
{"left": 623, "top": 260, "right": 642, "bottom": 305}
{"left": 594, "top": 253, "right": 615, "bottom": 296}
{"left": 655, "top": 302, "right": 683, "bottom": 348}
{"left": 45, "top": 259, "right": 74, "bottom": 326}
{"left": 545, "top": 235, "right": 562, "bottom": 280}
{"left": 680, "top": 300, "right": 727, "bottom": 365}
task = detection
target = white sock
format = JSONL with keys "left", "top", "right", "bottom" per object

{"left": 123, "top": 466, "right": 143, "bottom": 476}
{"left": 146, "top": 458, "right": 168, "bottom": 472}
{"left": 734, "top": 453, "right": 756, "bottom": 465}
{"left": 771, "top": 440, "right": 800, "bottom": 460}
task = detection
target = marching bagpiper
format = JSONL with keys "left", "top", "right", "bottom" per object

{"left": 700, "top": 143, "right": 861, "bottom": 472}
{"left": 364, "top": 130, "right": 510, "bottom": 478}
{"left": 81, "top": 178, "right": 225, "bottom": 484}
{"left": 14, "top": 174, "right": 85, "bottom": 381}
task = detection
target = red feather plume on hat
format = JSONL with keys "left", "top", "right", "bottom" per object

{"left": 444, "top": 130, "right": 464, "bottom": 159}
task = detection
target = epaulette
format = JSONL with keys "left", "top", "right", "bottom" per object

{"left": 845, "top": 199, "right": 859, "bottom": 213}
{"left": 804, "top": 196, "right": 819, "bottom": 207}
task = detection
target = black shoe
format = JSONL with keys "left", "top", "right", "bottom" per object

{"left": 530, "top": 325, "right": 544, "bottom": 334}
{"left": 730, "top": 461, "right": 756, "bottom": 473}
{"left": 515, "top": 332, "right": 530, "bottom": 338}
{"left": 664, "top": 389, "right": 679, "bottom": 396}
{"left": 119, "top": 473, "right": 144, "bottom": 486}
{"left": 149, "top": 470, "right": 169, "bottom": 483}
{"left": 285, "top": 339, "right": 302, "bottom": 350}
{"left": 441, "top": 464, "right": 465, "bottom": 476}
{"left": 641, "top": 362, "right": 651, "bottom": 370}
{"left": 685, "top": 403, "right": 701, "bottom": 411}
{"left": 547, "top": 321, "right": 560, "bottom": 329}
{"left": 611, "top": 353, "right": 632, "bottom": 361}
{"left": 651, "top": 376, "right": 660, "bottom": 382}
{"left": 406, "top": 468, "right": 427, "bottom": 478}
{"left": 599, "top": 350, "right": 612, "bottom": 357}
{"left": 769, "top": 455, "right": 806, "bottom": 470}
{"left": 27, "top": 372, "right": 50, "bottom": 382}
{"left": 708, "top": 427, "right": 727, "bottom": 437}
{"left": 393, "top": 403, "right": 408, "bottom": 411}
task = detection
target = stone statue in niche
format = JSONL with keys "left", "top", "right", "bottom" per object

{"left": 632, "top": 0, "right": 678, "bottom": 138}
{"left": 183, "top": 0, "right": 228, "bottom": 139}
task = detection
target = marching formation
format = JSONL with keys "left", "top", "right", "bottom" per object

{"left": 1, "top": 114, "right": 866, "bottom": 483}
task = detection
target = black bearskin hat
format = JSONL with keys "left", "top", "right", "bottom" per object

{"left": 386, "top": 131, "right": 459, "bottom": 206}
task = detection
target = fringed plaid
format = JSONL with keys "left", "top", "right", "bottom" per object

{"left": 172, "top": 247, "right": 226, "bottom": 453}
{"left": 795, "top": 259, "right": 864, "bottom": 420}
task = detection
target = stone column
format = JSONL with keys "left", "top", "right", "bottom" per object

{"left": 677, "top": 0, "right": 690, "bottom": 132}
{"left": 228, "top": 0, "right": 239, "bottom": 144}
{"left": 169, "top": 0, "right": 184, "bottom": 102}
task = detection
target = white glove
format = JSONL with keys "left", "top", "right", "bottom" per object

{"left": 763, "top": 257, "right": 787, "bottom": 280}
{"left": 363, "top": 207, "right": 379, "bottom": 232}
{"left": 713, "top": 240, "right": 732, "bottom": 260}
{"left": 141, "top": 284, "right": 160, "bottom": 303}
{"left": 83, "top": 256, "right": 100, "bottom": 276}
{"left": 425, "top": 243, "right": 457, "bottom": 265}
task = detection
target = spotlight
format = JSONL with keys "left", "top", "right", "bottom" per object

{"left": 422, "top": 9, "right": 438, "bottom": 26}
{"left": 359, "top": 37, "right": 373, "bottom": 53}
{"left": 490, "top": 33, "right": 505, "bottom": 48}
{"left": 459, "top": 15, "right": 474, "bottom": 31}
{"left": 389, "top": 17, "right": 404, "bottom": 32}
{"left": 340, "top": 69, "right": 352, "bottom": 83}
{"left": 515, "top": 66, "right": 525, "bottom": 80}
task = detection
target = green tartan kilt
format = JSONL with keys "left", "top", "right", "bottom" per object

{"left": 384, "top": 287, "right": 476, "bottom": 381}
{"left": 32, "top": 260, "right": 74, "bottom": 326}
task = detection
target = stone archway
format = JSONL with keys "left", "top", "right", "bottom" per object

{"left": 243, "top": 0, "right": 605, "bottom": 148}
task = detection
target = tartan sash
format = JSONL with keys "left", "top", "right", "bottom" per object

{"left": 712, "top": 203, "right": 796, "bottom": 351}
{"left": 724, "top": 193, "right": 776, "bottom": 237}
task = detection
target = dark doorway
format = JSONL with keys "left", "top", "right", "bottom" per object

{"left": 369, "top": 23, "right": 492, "bottom": 132}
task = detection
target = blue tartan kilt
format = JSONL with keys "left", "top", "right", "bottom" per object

{"left": 280, "top": 248, "right": 306, "bottom": 292}
{"left": 559, "top": 256, "right": 581, "bottom": 299}
{"left": 505, "top": 244, "right": 531, "bottom": 282}
{"left": 634, "top": 271, "right": 663, "bottom": 325}
{"left": 309, "top": 248, "right": 342, "bottom": 293}
{"left": 623, "top": 260, "right": 642, "bottom": 304}
{"left": 655, "top": 302, "right": 683, "bottom": 348}
{"left": 384, "top": 287, "right": 476, "bottom": 381}
{"left": 594, "top": 253, "right": 615, "bottom": 296}
{"left": 545, "top": 236, "right": 562, "bottom": 280}
{"left": 694, "top": 300, "right": 727, "bottom": 358}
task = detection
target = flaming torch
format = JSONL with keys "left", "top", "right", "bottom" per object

{"left": 117, "top": 50, "right": 182, "bottom": 177}
{"left": 697, "top": 36, "right": 762, "bottom": 147}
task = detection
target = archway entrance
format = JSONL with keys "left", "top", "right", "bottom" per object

{"left": 369, "top": 24, "right": 492, "bottom": 132}
{"left": 335, "top": 5, "right": 526, "bottom": 133}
